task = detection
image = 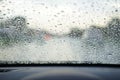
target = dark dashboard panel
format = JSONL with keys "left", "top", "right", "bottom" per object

{"left": 0, "top": 67, "right": 120, "bottom": 80}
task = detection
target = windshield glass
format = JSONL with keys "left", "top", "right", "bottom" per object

{"left": 0, "top": 0, "right": 119, "bottom": 64}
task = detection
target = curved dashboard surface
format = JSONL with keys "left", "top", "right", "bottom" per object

{"left": 0, "top": 66, "right": 120, "bottom": 80}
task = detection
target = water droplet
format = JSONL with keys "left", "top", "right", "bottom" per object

{"left": 61, "top": 10, "right": 64, "bottom": 13}
{"left": 115, "top": 9, "right": 118, "bottom": 12}
{"left": 3, "top": 14, "right": 6, "bottom": 16}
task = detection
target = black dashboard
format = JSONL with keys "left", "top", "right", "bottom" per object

{"left": 0, "top": 65, "right": 120, "bottom": 80}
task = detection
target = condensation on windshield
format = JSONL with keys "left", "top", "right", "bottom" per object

{"left": 0, "top": 0, "right": 120, "bottom": 64}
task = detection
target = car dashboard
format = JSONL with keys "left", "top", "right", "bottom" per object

{"left": 0, "top": 65, "right": 120, "bottom": 80}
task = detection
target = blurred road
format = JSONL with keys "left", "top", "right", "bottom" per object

{"left": 0, "top": 36, "right": 120, "bottom": 64}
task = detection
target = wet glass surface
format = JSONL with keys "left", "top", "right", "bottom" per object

{"left": 0, "top": 0, "right": 120, "bottom": 64}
